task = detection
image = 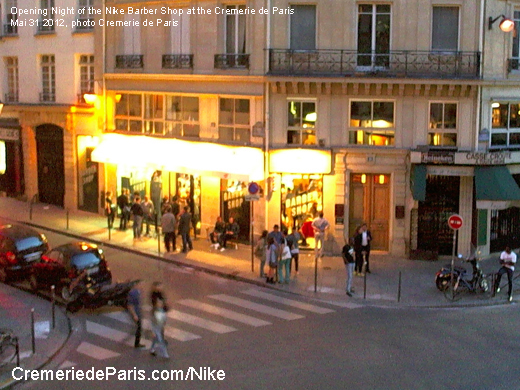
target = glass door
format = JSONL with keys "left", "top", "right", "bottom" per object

{"left": 357, "top": 4, "right": 391, "bottom": 69}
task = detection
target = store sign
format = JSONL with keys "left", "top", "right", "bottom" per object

{"left": 461, "top": 151, "right": 512, "bottom": 165}
{"left": 420, "top": 151, "right": 455, "bottom": 164}
{"left": 0, "top": 128, "right": 19, "bottom": 142}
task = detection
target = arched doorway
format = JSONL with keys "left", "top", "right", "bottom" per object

{"left": 36, "top": 124, "right": 65, "bottom": 207}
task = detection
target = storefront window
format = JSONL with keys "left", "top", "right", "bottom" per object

{"left": 281, "top": 174, "right": 323, "bottom": 248}
{"left": 490, "top": 102, "right": 520, "bottom": 148}
{"left": 221, "top": 180, "right": 250, "bottom": 241}
{"left": 176, "top": 173, "right": 201, "bottom": 234}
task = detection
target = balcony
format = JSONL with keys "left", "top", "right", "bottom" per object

{"left": 214, "top": 54, "right": 250, "bottom": 69}
{"left": 4, "top": 92, "right": 18, "bottom": 103}
{"left": 115, "top": 55, "right": 144, "bottom": 69}
{"left": 39, "top": 92, "right": 55, "bottom": 102}
{"left": 162, "top": 54, "right": 193, "bottom": 69}
{"left": 268, "top": 49, "right": 481, "bottom": 79}
{"left": 508, "top": 58, "right": 519, "bottom": 73}
{"left": 3, "top": 23, "right": 17, "bottom": 36}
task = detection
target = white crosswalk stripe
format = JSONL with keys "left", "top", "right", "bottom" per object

{"left": 208, "top": 294, "right": 305, "bottom": 320}
{"left": 76, "top": 341, "right": 120, "bottom": 360}
{"left": 103, "top": 310, "right": 201, "bottom": 342}
{"left": 86, "top": 320, "right": 152, "bottom": 348}
{"left": 166, "top": 309, "right": 238, "bottom": 334}
{"left": 178, "top": 299, "right": 272, "bottom": 327}
{"left": 241, "top": 289, "right": 336, "bottom": 314}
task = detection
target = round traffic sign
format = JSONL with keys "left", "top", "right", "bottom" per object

{"left": 248, "top": 182, "right": 260, "bottom": 195}
{"left": 448, "top": 214, "right": 463, "bottom": 230}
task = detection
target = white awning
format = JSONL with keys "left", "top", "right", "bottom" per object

{"left": 91, "top": 133, "right": 264, "bottom": 181}
{"left": 269, "top": 149, "right": 331, "bottom": 174}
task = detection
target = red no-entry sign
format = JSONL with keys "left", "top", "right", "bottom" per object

{"left": 448, "top": 214, "right": 463, "bottom": 230}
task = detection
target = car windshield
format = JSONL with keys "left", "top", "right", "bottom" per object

{"left": 15, "top": 236, "right": 44, "bottom": 252}
{"left": 71, "top": 251, "right": 100, "bottom": 269}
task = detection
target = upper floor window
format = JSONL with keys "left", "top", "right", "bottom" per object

{"left": 75, "top": 0, "right": 94, "bottom": 31}
{"left": 287, "top": 100, "right": 316, "bottom": 145}
{"left": 428, "top": 102, "right": 457, "bottom": 147}
{"left": 168, "top": 9, "right": 190, "bottom": 54}
{"left": 4, "top": 0, "right": 18, "bottom": 35}
{"left": 123, "top": 13, "right": 141, "bottom": 54}
{"left": 490, "top": 102, "right": 520, "bottom": 148}
{"left": 290, "top": 5, "right": 316, "bottom": 50}
{"left": 219, "top": 98, "right": 250, "bottom": 142}
{"left": 40, "top": 55, "right": 55, "bottom": 102}
{"left": 357, "top": 4, "right": 391, "bottom": 68}
{"left": 38, "top": 0, "right": 55, "bottom": 33}
{"left": 511, "top": 11, "right": 520, "bottom": 71}
{"left": 225, "top": 5, "right": 246, "bottom": 54}
{"left": 165, "top": 95, "right": 199, "bottom": 138}
{"left": 349, "top": 101, "right": 394, "bottom": 146}
{"left": 115, "top": 93, "right": 142, "bottom": 132}
{"left": 78, "top": 55, "right": 94, "bottom": 103}
{"left": 432, "top": 6, "right": 459, "bottom": 51}
{"left": 5, "top": 57, "right": 18, "bottom": 102}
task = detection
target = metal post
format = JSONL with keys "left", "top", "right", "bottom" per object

{"left": 66, "top": 209, "right": 69, "bottom": 230}
{"left": 251, "top": 201, "right": 254, "bottom": 273}
{"left": 363, "top": 270, "right": 367, "bottom": 299}
{"left": 157, "top": 227, "right": 161, "bottom": 256}
{"left": 314, "top": 254, "right": 318, "bottom": 293}
{"left": 51, "top": 285, "right": 55, "bottom": 329}
{"left": 107, "top": 215, "right": 111, "bottom": 241}
{"left": 397, "top": 271, "right": 402, "bottom": 303}
{"left": 31, "top": 309, "right": 35, "bottom": 354}
{"left": 29, "top": 202, "right": 33, "bottom": 221}
{"left": 450, "top": 230, "right": 457, "bottom": 301}
{"left": 15, "top": 337, "right": 20, "bottom": 365}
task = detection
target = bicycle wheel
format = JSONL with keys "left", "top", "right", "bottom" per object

{"left": 443, "top": 279, "right": 468, "bottom": 302}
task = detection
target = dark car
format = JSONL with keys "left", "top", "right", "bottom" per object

{"left": 0, "top": 223, "right": 49, "bottom": 282}
{"left": 29, "top": 241, "right": 112, "bottom": 301}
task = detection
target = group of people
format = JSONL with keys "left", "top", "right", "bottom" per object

{"left": 161, "top": 197, "right": 194, "bottom": 254}
{"left": 342, "top": 223, "right": 372, "bottom": 297}
{"left": 209, "top": 216, "right": 240, "bottom": 251}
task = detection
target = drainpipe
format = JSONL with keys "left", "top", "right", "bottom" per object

{"left": 102, "top": 0, "right": 108, "bottom": 196}
{"left": 476, "top": 0, "right": 485, "bottom": 151}
{"left": 264, "top": 0, "right": 271, "bottom": 231}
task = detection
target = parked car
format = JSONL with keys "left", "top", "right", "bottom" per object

{"left": 0, "top": 223, "right": 49, "bottom": 283}
{"left": 29, "top": 241, "right": 112, "bottom": 302}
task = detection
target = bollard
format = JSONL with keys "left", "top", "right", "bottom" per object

{"left": 397, "top": 271, "right": 402, "bottom": 303}
{"left": 157, "top": 229, "right": 161, "bottom": 256}
{"left": 31, "top": 309, "right": 35, "bottom": 354}
{"left": 66, "top": 209, "right": 70, "bottom": 230}
{"left": 51, "top": 285, "right": 56, "bottom": 329}
{"left": 314, "top": 254, "right": 318, "bottom": 293}
{"left": 363, "top": 270, "right": 367, "bottom": 299}
{"left": 107, "top": 215, "right": 112, "bottom": 241}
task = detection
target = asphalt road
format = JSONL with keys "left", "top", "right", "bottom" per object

{"left": 10, "top": 229, "right": 520, "bottom": 390}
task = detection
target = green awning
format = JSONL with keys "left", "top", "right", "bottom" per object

{"left": 474, "top": 166, "right": 520, "bottom": 201}
{"left": 411, "top": 164, "right": 427, "bottom": 202}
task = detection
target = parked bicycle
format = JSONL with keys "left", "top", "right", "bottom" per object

{"left": 0, "top": 328, "right": 19, "bottom": 367}
{"left": 442, "top": 253, "right": 492, "bottom": 302}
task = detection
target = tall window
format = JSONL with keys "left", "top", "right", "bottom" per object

{"left": 287, "top": 100, "right": 316, "bottom": 145}
{"left": 428, "top": 102, "right": 457, "bottom": 147}
{"left": 115, "top": 93, "right": 142, "bottom": 132}
{"left": 290, "top": 5, "right": 316, "bottom": 50}
{"left": 38, "top": 0, "right": 55, "bottom": 32}
{"left": 225, "top": 5, "right": 246, "bottom": 54}
{"left": 357, "top": 4, "right": 391, "bottom": 67}
{"left": 169, "top": 9, "right": 190, "bottom": 54}
{"left": 79, "top": 55, "right": 94, "bottom": 103}
{"left": 490, "top": 102, "right": 520, "bottom": 148}
{"left": 123, "top": 13, "right": 141, "bottom": 54}
{"left": 40, "top": 55, "right": 55, "bottom": 102}
{"left": 76, "top": 0, "right": 94, "bottom": 31}
{"left": 4, "top": 0, "right": 18, "bottom": 35}
{"left": 219, "top": 98, "right": 250, "bottom": 142}
{"left": 432, "top": 7, "right": 459, "bottom": 51}
{"left": 349, "top": 101, "right": 394, "bottom": 146}
{"left": 5, "top": 57, "right": 18, "bottom": 102}
{"left": 164, "top": 95, "right": 199, "bottom": 137}
{"left": 511, "top": 11, "right": 520, "bottom": 71}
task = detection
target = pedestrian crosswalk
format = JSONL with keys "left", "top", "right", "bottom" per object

{"left": 71, "top": 289, "right": 349, "bottom": 362}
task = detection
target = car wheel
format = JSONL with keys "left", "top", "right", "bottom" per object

{"left": 29, "top": 273, "right": 39, "bottom": 292}
{"left": 61, "top": 286, "right": 78, "bottom": 302}
{"left": 0, "top": 268, "right": 7, "bottom": 283}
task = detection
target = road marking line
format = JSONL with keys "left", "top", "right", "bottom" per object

{"left": 166, "top": 309, "right": 237, "bottom": 334}
{"left": 103, "top": 310, "right": 201, "bottom": 342}
{"left": 208, "top": 294, "right": 304, "bottom": 320}
{"left": 76, "top": 341, "right": 120, "bottom": 360}
{"left": 86, "top": 320, "right": 151, "bottom": 348}
{"left": 178, "top": 299, "right": 272, "bottom": 327}
{"left": 58, "top": 360, "right": 76, "bottom": 369}
{"left": 241, "top": 289, "right": 335, "bottom": 314}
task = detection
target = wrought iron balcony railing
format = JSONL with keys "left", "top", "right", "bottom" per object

{"left": 3, "top": 23, "right": 17, "bottom": 35}
{"left": 5, "top": 92, "right": 18, "bottom": 103}
{"left": 214, "top": 54, "right": 250, "bottom": 69}
{"left": 268, "top": 49, "right": 481, "bottom": 79}
{"left": 508, "top": 58, "right": 520, "bottom": 72}
{"left": 115, "top": 55, "right": 144, "bottom": 69}
{"left": 162, "top": 54, "right": 193, "bottom": 69}
{"left": 39, "top": 92, "right": 56, "bottom": 102}
{"left": 36, "top": 21, "right": 55, "bottom": 33}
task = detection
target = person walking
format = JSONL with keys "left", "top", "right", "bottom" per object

{"left": 105, "top": 191, "right": 116, "bottom": 229}
{"left": 266, "top": 236, "right": 278, "bottom": 284}
{"left": 117, "top": 190, "right": 130, "bottom": 230}
{"left": 255, "top": 230, "right": 268, "bottom": 278}
{"left": 278, "top": 230, "right": 292, "bottom": 284}
{"left": 141, "top": 195, "right": 155, "bottom": 237}
{"left": 126, "top": 282, "right": 144, "bottom": 349}
{"left": 354, "top": 223, "right": 372, "bottom": 274}
{"left": 161, "top": 206, "right": 177, "bottom": 253}
{"left": 287, "top": 227, "right": 301, "bottom": 274}
{"left": 130, "top": 196, "right": 144, "bottom": 240}
{"left": 150, "top": 281, "right": 169, "bottom": 359}
{"left": 493, "top": 246, "right": 517, "bottom": 302}
{"left": 342, "top": 240, "right": 356, "bottom": 297}
{"left": 312, "top": 212, "right": 329, "bottom": 258}
{"left": 178, "top": 206, "right": 193, "bottom": 253}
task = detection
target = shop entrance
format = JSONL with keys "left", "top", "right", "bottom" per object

{"left": 36, "top": 124, "right": 64, "bottom": 207}
{"left": 349, "top": 173, "right": 390, "bottom": 250}
{"left": 221, "top": 180, "right": 250, "bottom": 241}
{"left": 418, "top": 175, "right": 460, "bottom": 255}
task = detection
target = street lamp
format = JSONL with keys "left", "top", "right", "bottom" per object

{"left": 489, "top": 15, "right": 515, "bottom": 32}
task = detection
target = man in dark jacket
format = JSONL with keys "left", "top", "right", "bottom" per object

{"left": 219, "top": 217, "right": 240, "bottom": 251}
{"left": 178, "top": 206, "right": 193, "bottom": 253}
{"left": 353, "top": 223, "right": 372, "bottom": 275}
{"left": 117, "top": 190, "right": 130, "bottom": 230}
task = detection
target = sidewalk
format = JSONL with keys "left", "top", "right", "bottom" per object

{"left": 0, "top": 283, "right": 70, "bottom": 389}
{"left": 0, "top": 196, "right": 511, "bottom": 308}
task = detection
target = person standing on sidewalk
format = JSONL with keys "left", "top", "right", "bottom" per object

{"left": 150, "top": 282, "right": 169, "bottom": 359}
{"left": 354, "top": 223, "right": 372, "bottom": 274}
{"left": 127, "top": 282, "right": 144, "bottom": 349}
{"left": 278, "top": 230, "right": 292, "bottom": 284}
{"left": 287, "top": 227, "right": 301, "bottom": 274}
{"left": 141, "top": 195, "right": 155, "bottom": 237}
{"left": 493, "top": 246, "right": 517, "bottom": 302}
{"left": 178, "top": 206, "right": 193, "bottom": 253}
{"left": 130, "top": 196, "right": 144, "bottom": 240}
{"left": 312, "top": 212, "right": 329, "bottom": 258}
{"left": 117, "top": 190, "right": 130, "bottom": 231}
{"left": 161, "top": 206, "right": 177, "bottom": 253}
{"left": 105, "top": 191, "right": 116, "bottom": 229}
{"left": 266, "top": 236, "right": 278, "bottom": 284}
{"left": 255, "top": 230, "right": 268, "bottom": 278}
{"left": 342, "top": 240, "right": 356, "bottom": 297}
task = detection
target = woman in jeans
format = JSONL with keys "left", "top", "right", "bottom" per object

{"left": 150, "top": 281, "right": 169, "bottom": 359}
